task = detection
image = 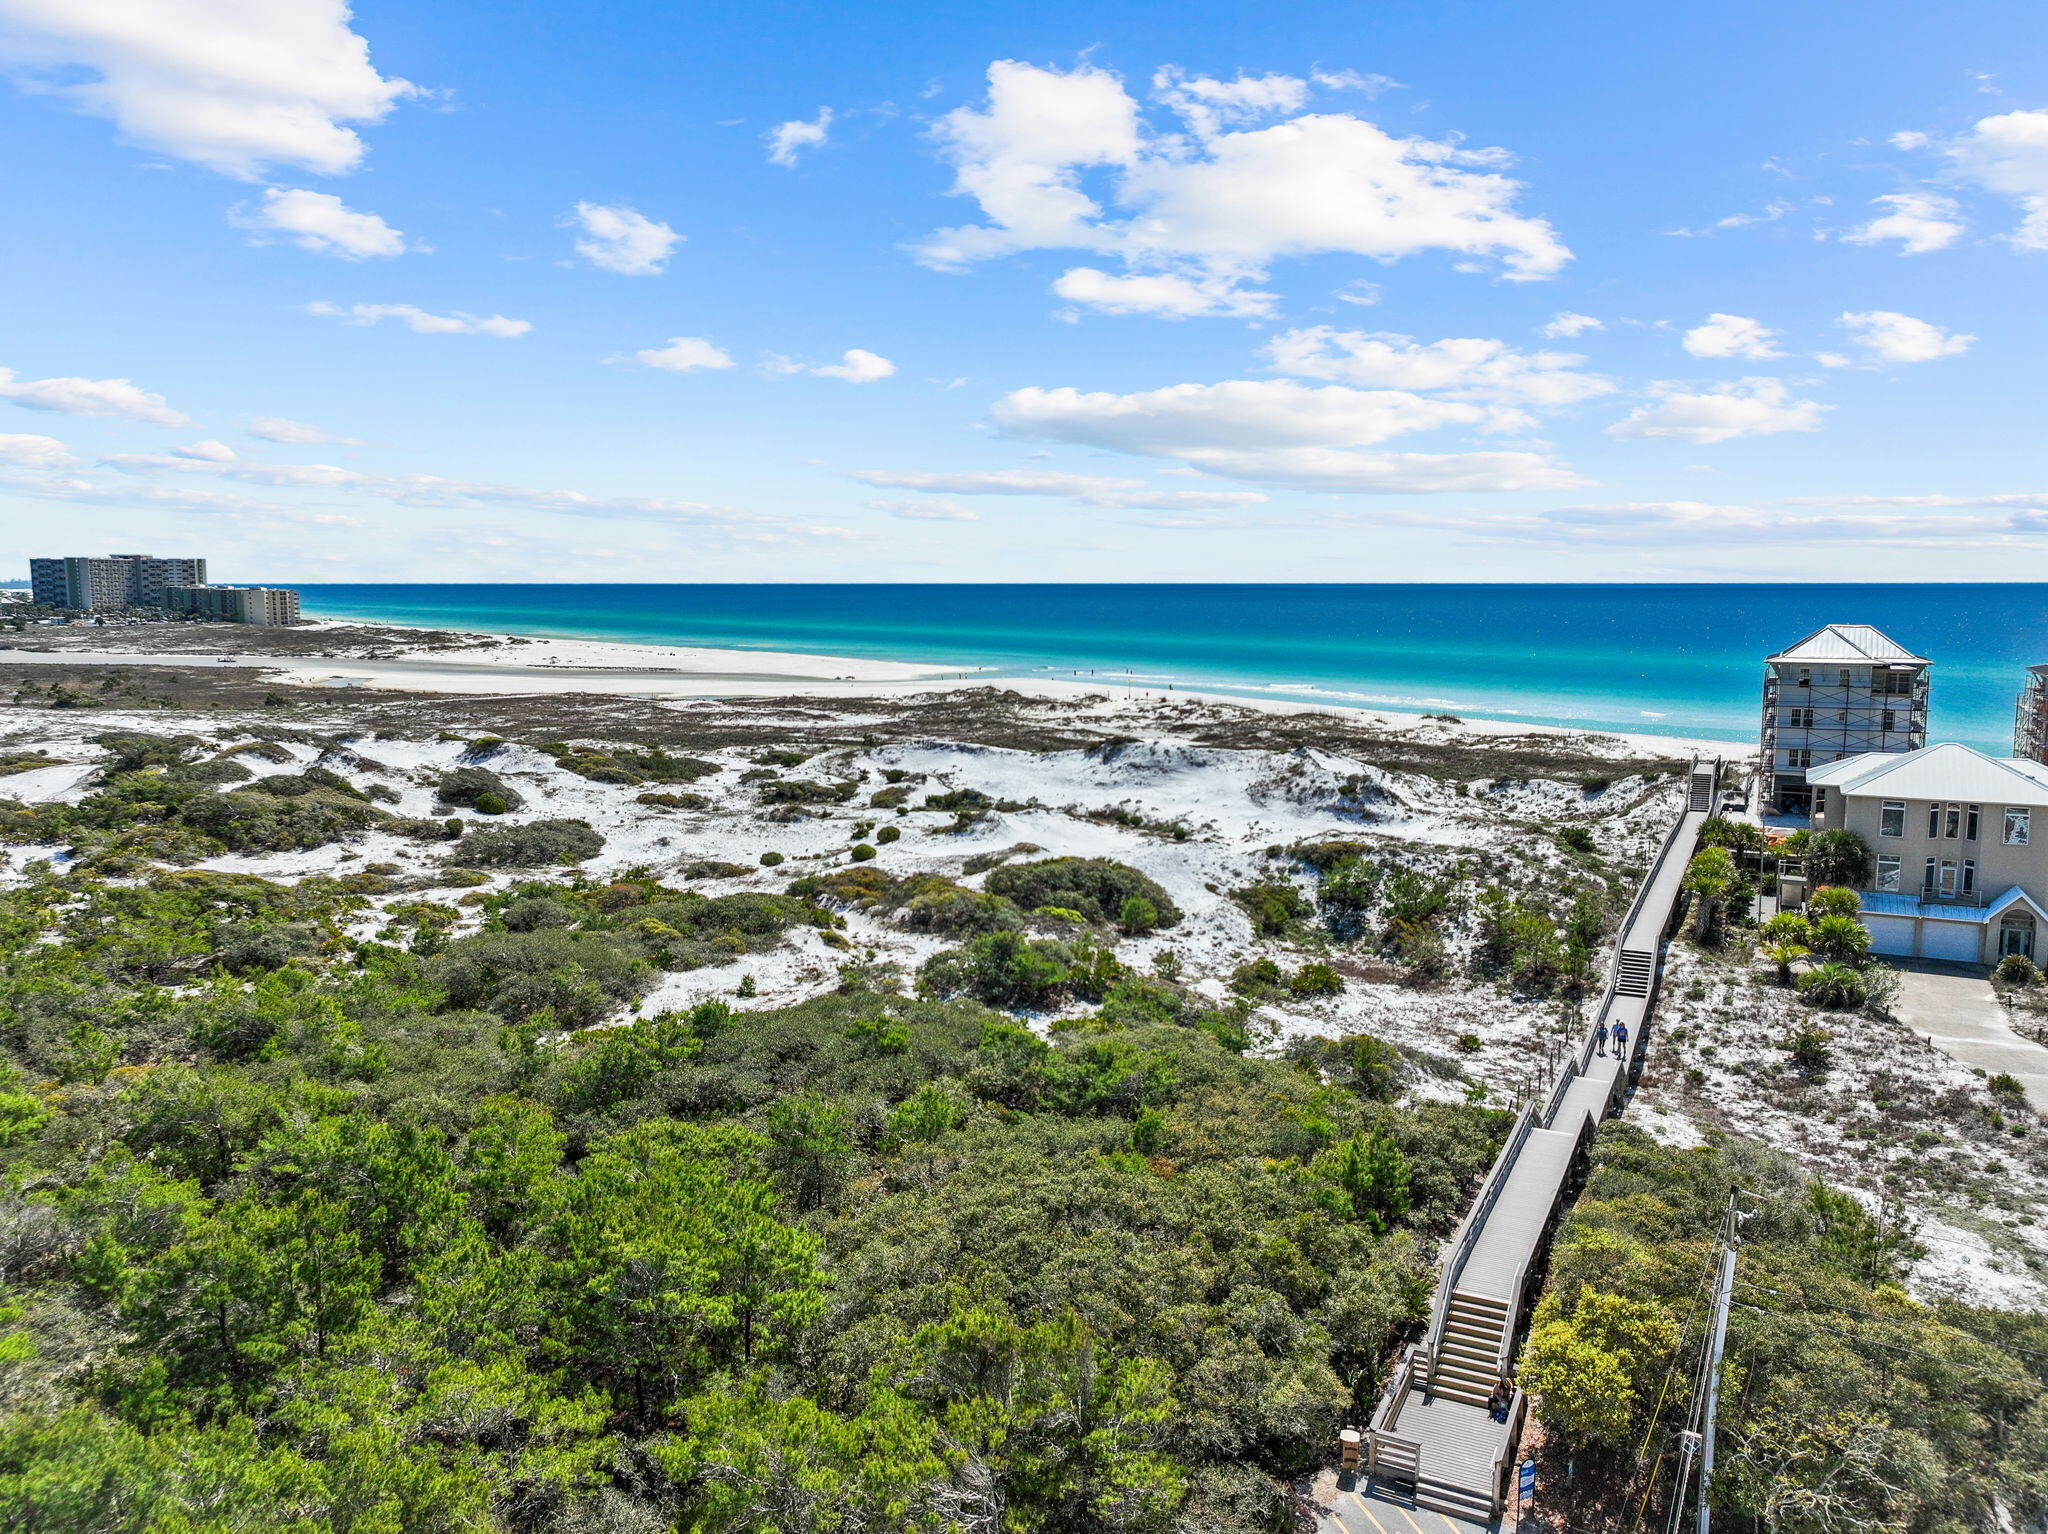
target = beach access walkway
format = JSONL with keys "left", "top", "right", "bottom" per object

{"left": 1359, "top": 761, "right": 1719, "bottom": 1523}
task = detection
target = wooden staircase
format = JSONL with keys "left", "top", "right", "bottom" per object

{"left": 1688, "top": 766, "right": 1716, "bottom": 813}
{"left": 1613, "top": 947, "right": 1656, "bottom": 998}
{"left": 1428, "top": 1290, "right": 1508, "bottom": 1406}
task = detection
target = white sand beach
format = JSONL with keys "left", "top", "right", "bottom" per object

{"left": 0, "top": 617, "right": 1737, "bottom": 761}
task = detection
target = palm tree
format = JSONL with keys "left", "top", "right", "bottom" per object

{"left": 1684, "top": 846, "right": 1738, "bottom": 940}
{"left": 1762, "top": 940, "right": 1810, "bottom": 985}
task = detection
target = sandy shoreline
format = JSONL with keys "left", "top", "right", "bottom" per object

{"left": 0, "top": 616, "right": 1737, "bottom": 761}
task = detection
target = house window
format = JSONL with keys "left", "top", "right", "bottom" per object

{"left": 1962, "top": 859, "right": 1977, "bottom": 895}
{"left": 1923, "top": 857, "right": 1938, "bottom": 891}
{"left": 1877, "top": 855, "right": 1902, "bottom": 892}
{"left": 1945, "top": 804, "right": 1962, "bottom": 839}
{"left": 1967, "top": 805, "right": 1980, "bottom": 841}
{"left": 1785, "top": 748, "right": 1812, "bottom": 769}
{"left": 2008, "top": 808, "right": 2032, "bottom": 846}
{"left": 1928, "top": 803, "right": 1941, "bottom": 836}
{"left": 1938, "top": 860, "right": 1959, "bottom": 896}
{"left": 1796, "top": 668, "right": 1812, "bottom": 688}
{"left": 1838, "top": 669, "right": 1852, "bottom": 687}
{"left": 1786, "top": 707, "right": 1814, "bottom": 728}
{"left": 1880, "top": 801, "right": 1905, "bottom": 837}
{"left": 1882, "top": 710, "right": 1897, "bottom": 732}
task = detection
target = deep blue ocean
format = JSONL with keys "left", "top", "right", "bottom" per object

{"left": 293, "top": 584, "right": 2045, "bottom": 752}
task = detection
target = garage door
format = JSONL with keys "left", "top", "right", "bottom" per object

{"left": 1920, "top": 920, "right": 1983, "bottom": 963}
{"left": 1862, "top": 915, "right": 1918, "bottom": 956}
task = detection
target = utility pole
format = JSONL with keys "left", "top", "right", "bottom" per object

{"left": 1696, "top": 1189, "right": 1740, "bottom": 1534}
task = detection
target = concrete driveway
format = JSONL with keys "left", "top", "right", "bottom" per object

{"left": 1888, "top": 963, "right": 2048, "bottom": 1113}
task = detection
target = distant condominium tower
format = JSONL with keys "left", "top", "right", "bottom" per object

{"left": 29, "top": 553, "right": 207, "bottom": 611}
{"left": 2016, "top": 667, "right": 2048, "bottom": 766}
{"left": 164, "top": 585, "right": 301, "bottom": 626}
{"left": 1760, "top": 624, "right": 1929, "bottom": 814}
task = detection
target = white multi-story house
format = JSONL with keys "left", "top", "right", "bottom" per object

{"left": 1760, "top": 624, "right": 1928, "bottom": 814}
{"left": 1804, "top": 743, "right": 2048, "bottom": 964}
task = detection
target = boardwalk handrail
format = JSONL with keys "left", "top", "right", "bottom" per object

{"left": 1363, "top": 763, "right": 1724, "bottom": 1518}
{"left": 1422, "top": 1102, "right": 1535, "bottom": 1359}
{"left": 1547, "top": 761, "right": 1716, "bottom": 1118}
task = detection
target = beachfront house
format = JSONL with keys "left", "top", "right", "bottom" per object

{"left": 1803, "top": 743, "right": 2048, "bottom": 963}
{"left": 1760, "top": 624, "right": 1928, "bottom": 814}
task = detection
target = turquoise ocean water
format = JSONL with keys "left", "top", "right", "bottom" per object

{"left": 293, "top": 584, "right": 2046, "bottom": 753}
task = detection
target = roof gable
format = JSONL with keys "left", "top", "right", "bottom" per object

{"left": 1807, "top": 742, "right": 2048, "bottom": 805}
{"left": 1768, "top": 624, "right": 1926, "bottom": 664}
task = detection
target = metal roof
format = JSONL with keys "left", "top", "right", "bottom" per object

{"left": 1856, "top": 887, "right": 2046, "bottom": 925}
{"left": 1766, "top": 623, "right": 1926, "bottom": 664}
{"left": 1806, "top": 742, "right": 2048, "bottom": 805}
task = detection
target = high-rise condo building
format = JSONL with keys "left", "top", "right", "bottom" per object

{"left": 1760, "top": 624, "right": 1929, "bottom": 814}
{"left": 29, "top": 554, "right": 208, "bottom": 611}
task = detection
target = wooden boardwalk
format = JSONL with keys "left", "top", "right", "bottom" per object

{"left": 1361, "top": 762, "right": 1718, "bottom": 1522}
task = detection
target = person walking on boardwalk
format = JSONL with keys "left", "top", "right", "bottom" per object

{"left": 1612, "top": 1020, "right": 1630, "bottom": 1059}
{"left": 1596, "top": 1018, "right": 1609, "bottom": 1056}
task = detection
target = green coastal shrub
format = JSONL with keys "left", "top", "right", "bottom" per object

{"left": 429, "top": 928, "right": 649, "bottom": 1026}
{"left": 436, "top": 765, "right": 523, "bottom": 814}
{"left": 536, "top": 741, "right": 720, "bottom": 785}
{"left": 636, "top": 791, "right": 709, "bottom": 810}
{"left": 983, "top": 857, "right": 1182, "bottom": 929}
{"left": 454, "top": 818, "right": 605, "bottom": 867}
{"left": 918, "top": 930, "right": 1124, "bottom": 1010}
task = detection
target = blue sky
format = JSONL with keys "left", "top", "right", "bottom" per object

{"left": 0, "top": 0, "right": 2043, "bottom": 583}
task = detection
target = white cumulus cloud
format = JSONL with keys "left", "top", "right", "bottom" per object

{"left": 914, "top": 59, "right": 1570, "bottom": 318}
{"left": 1837, "top": 310, "right": 1974, "bottom": 363}
{"left": 0, "top": 366, "right": 188, "bottom": 424}
{"left": 1263, "top": 327, "right": 1614, "bottom": 405}
{"left": 1681, "top": 313, "right": 1781, "bottom": 360}
{"left": 865, "top": 499, "right": 979, "bottom": 521}
{"left": 567, "top": 202, "right": 679, "bottom": 275}
{"left": 850, "top": 467, "right": 1269, "bottom": 510}
{"left": 1921, "top": 108, "right": 2048, "bottom": 249}
{"left": 811, "top": 348, "right": 896, "bottom": 383}
{"left": 247, "top": 415, "right": 353, "bottom": 444}
{"left": 1606, "top": 378, "right": 1827, "bottom": 443}
{"left": 1051, "top": 266, "right": 1275, "bottom": 319}
{"left": 988, "top": 377, "right": 1580, "bottom": 493}
{"left": 232, "top": 187, "right": 406, "bottom": 258}
{"left": 170, "top": 439, "right": 236, "bottom": 461}
{"left": 766, "top": 108, "right": 832, "bottom": 167}
{"left": 1542, "top": 311, "right": 1603, "bottom": 338}
{"left": 1150, "top": 66, "right": 1309, "bottom": 138}
{"left": 0, "top": 432, "right": 76, "bottom": 467}
{"left": 308, "top": 301, "right": 531, "bottom": 336}
{"left": 1841, "top": 191, "right": 1964, "bottom": 255}
{"left": 631, "top": 337, "right": 735, "bottom": 372}
{"left": 0, "top": 0, "right": 413, "bottom": 177}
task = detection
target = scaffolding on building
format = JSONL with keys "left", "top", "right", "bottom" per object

{"left": 1758, "top": 624, "right": 1929, "bottom": 813}
{"left": 2016, "top": 666, "right": 2048, "bottom": 766}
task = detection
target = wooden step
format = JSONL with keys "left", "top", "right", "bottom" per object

{"left": 1451, "top": 1289, "right": 1508, "bottom": 1311}
{"left": 1416, "top": 1475, "right": 1496, "bottom": 1520}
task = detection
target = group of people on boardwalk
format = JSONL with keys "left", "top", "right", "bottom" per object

{"left": 1594, "top": 1017, "right": 1630, "bottom": 1058}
